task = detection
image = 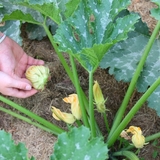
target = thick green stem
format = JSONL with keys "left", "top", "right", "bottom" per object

{"left": 108, "top": 21, "right": 160, "bottom": 139}
{"left": 69, "top": 55, "right": 89, "bottom": 128}
{"left": 0, "top": 96, "right": 64, "bottom": 135}
{"left": 107, "top": 77, "right": 160, "bottom": 147}
{"left": 0, "top": 106, "right": 56, "bottom": 135}
{"left": 145, "top": 132, "right": 160, "bottom": 142}
{"left": 89, "top": 72, "right": 96, "bottom": 137}
{"left": 103, "top": 113, "right": 110, "bottom": 133}
{"left": 43, "top": 24, "right": 89, "bottom": 111}
{"left": 113, "top": 150, "right": 139, "bottom": 160}
{"left": 43, "top": 25, "right": 74, "bottom": 82}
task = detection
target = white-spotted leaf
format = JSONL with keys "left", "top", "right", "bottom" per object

{"left": 54, "top": 0, "right": 139, "bottom": 72}
{"left": 50, "top": 126, "right": 109, "bottom": 160}
{"left": 100, "top": 19, "right": 160, "bottom": 116}
{"left": 150, "top": 0, "right": 160, "bottom": 20}
{"left": 0, "top": 20, "right": 22, "bottom": 45}
{"left": 0, "top": 130, "right": 34, "bottom": 160}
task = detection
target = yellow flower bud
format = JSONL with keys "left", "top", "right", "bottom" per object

{"left": 63, "top": 94, "right": 82, "bottom": 120}
{"left": 93, "top": 81, "right": 107, "bottom": 113}
{"left": 127, "top": 126, "right": 145, "bottom": 148}
{"left": 51, "top": 107, "right": 76, "bottom": 124}
{"left": 25, "top": 65, "right": 50, "bottom": 90}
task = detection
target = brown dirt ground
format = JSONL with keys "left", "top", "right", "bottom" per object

{"left": 0, "top": 0, "right": 160, "bottom": 159}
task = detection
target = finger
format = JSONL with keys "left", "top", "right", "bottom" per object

{"left": 9, "top": 78, "right": 32, "bottom": 91}
{"left": 12, "top": 74, "right": 32, "bottom": 84}
{"left": 8, "top": 88, "right": 38, "bottom": 98}
{"left": 28, "top": 56, "right": 44, "bottom": 65}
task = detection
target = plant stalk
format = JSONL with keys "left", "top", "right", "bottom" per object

{"left": 43, "top": 24, "right": 89, "bottom": 111}
{"left": 145, "top": 132, "right": 160, "bottom": 142}
{"left": 43, "top": 24, "right": 74, "bottom": 83}
{"left": 107, "top": 77, "right": 160, "bottom": 147}
{"left": 69, "top": 55, "right": 89, "bottom": 128}
{"left": 108, "top": 20, "right": 160, "bottom": 139}
{"left": 113, "top": 150, "right": 139, "bottom": 160}
{"left": 0, "top": 96, "right": 64, "bottom": 135}
{"left": 89, "top": 71, "right": 96, "bottom": 137}
{"left": 103, "top": 113, "right": 110, "bottom": 133}
{"left": 0, "top": 106, "right": 56, "bottom": 135}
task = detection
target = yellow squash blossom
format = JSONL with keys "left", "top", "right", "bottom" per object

{"left": 127, "top": 126, "right": 145, "bottom": 148}
{"left": 25, "top": 65, "right": 50, "bottom": 90}
{"left": 51, "top": 107, "right": 76, "bottom": 124}
{"left": 93, "top": 81, "right": 107, "bottom": 113}
{"left": 63, "top": 94, "right": 82, "bottom": 120}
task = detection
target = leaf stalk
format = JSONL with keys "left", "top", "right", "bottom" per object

{"left": 107, "top": 77, "right": 160, "bottom": 147}
{"left": 108, "top": 20, "right": 160, "bottom": 140}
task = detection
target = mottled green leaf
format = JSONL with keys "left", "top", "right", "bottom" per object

{"left": 25, "top": 18, "right": 58, "bottom": 40}
{"left": 2, "top": 10, "right": 41, "bottom": 24}
{"left": 151, "top": 0, "right": 160, "bottom": 6}
{"left": 1, "top": 0, "right": 62, "bottom": 24}
{"left": 1, "top": 1, "right": 44, "bottom": 23}
{"left": 0, "top": 0, "right": 60, "bottom": 41}
{"left": 100, "top": 20, "right": 160, "bottom": 116}
{"left": 54, "top": 0, "right": 139, "bottom": 72}
{"left": 50, "top": 126, "right": 108, "bottom": 160}
{"left": 150, "top": 0, "right": 160, "bottom": 20}
{"left": 0, "top": 20, "right": 22, "bottom": 45}
{"left": 0, "top": 130, "right": 33, "bottom": 160}
{"left": 148, "top": 87, "right": 160, "bottom": 116}
{"left": 64, "top": 0, "right": 81, "bottom": 18}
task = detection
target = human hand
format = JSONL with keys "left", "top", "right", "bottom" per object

{"left": 0, "top": 33, "right": 44, "bottom": 98}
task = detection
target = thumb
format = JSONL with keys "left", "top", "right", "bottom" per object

{"left": 11, "top": 79, "right": 32, "bottom": 90}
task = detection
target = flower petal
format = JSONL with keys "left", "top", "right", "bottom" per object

{"left": 132, "top": 134, "right": 145, "bottom": 148}
{"left": 63, "top": 94, "right": 82, "bottom": 120}
{"left": 51, "top": 107, "right": 76, "bottom": 124}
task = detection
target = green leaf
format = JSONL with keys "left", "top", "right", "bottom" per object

{"left": 152, "top": 150, "right": 158, "bottom": 159}
{"left": 50, "top": 126, "right": 109, "bottom": 160}
{"left": 56, "top": 0, "right": 81, "bottom": 19}
{"left": 148, "top": 87, "right": 160, "bottom": 116}
{"left": 0, "top": 0, "right": 60, "bottom": 41}
{"left": 100, "top": 32, "right": 146, "bottom": 83}
{"left": 1, "top": 1, "right": 44, "bottom": 23}
{"left": 7, "top": 0, "right": 62, "bottom": 24}
{"left": 0, "top": 130, "right": 32, "bottom": 160}
{"left": 3, "top": 10, "right": 41, "bottom": 24}
{"left": 25, "top": 23, "right": 46, "bottom": 40}
{"left": 150, "top": 0, "right": 160, "bottom": 20}
{"left": 25, "top": 18, "right": 58, "bottom": 40}
{"left": 54, "top": 0, "right": 139, "bottom": 72}
{"left": 64, "top": 0, "right": 81, "bottom": 18}
{"left": 0, "top": 20, "right": 22, "bottom": 45}
{"left": 100, "top": 20, "right": 160, "bottom": 116}
{"left": 151, "top": 0, "right": 160, "bottom": 6}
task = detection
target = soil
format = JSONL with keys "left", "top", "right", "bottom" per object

{"left": 0, "top": 0, "right": 160, "bottom": 160}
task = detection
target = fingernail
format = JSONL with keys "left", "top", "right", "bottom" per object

{"left": 26, "top": 85, "right": 32, "bottom": 90}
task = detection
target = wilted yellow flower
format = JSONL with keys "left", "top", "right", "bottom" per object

{"left": 25, "top": 65, "right": 50, "bottom": 90}
{"left": 127, "top": 126, "right": 145, "bottom": 148}
{"left": 63, "top": 94, "right": 82, "bottom": 120}
{"left": 120, "top": 130, "right": 131, "bottom": 140}
{"left": 93, "top": 81, "right": 107, "bottom": 113}
{"left": 51, "top": 107, "right": 76, "bottom": 124}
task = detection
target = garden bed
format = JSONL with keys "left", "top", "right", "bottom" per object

{"left": 0, "top": 0, "right": 160, "bottom": 159}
